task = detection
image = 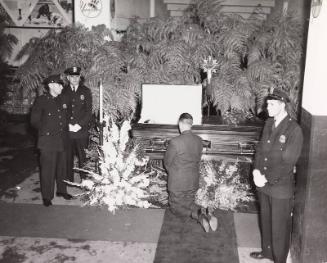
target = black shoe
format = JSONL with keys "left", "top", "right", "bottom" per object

{"left": 43, "top": 199, "right": 52, "bottom": 207}
{"left": 250, "top": 251, "right": 271, "bottom": 260}
{"left": 56, "top": 192, "right": 74, "bottom": 200}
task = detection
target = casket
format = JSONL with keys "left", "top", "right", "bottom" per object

{"left": 132, "top": 84, "right": 262, "bottom": 162}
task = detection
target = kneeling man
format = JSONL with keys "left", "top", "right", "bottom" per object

{"left": 164, "top": 113, "right": 217, "bottom": 232}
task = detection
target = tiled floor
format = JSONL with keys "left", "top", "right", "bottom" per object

{"left": 234, "top": 212, "right": 292, "bottom": 263}
{"left": 0, "top": 236, "right": 157, "bottom": 263}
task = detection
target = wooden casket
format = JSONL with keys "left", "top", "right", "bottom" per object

{"left": 132, "top": 84, "right": 263, "bottom": 163}
{"left": 132, "top": 123, "right": 262, "bottom": 162}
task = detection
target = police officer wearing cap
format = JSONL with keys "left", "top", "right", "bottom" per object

{"left": 250, "top": 88, "right": 303, "bottom": 263}
{"left": 31, "top": 74, "right": 73, "bottom": 207}
{"left": 62, "top": 66, "right": 92, "bottom": 182}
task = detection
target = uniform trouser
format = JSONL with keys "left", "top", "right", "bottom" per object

{"left": 258, "top": 191, "right": 293, "bottom": 263}
{"left": 67, "top": 137, "right": 88, "bottom": 182}
{"left": 168, "top": 189, "right": 201, "bottom": 220}
{"left": 39, "top": 150, "right": 67, "bottom": 200}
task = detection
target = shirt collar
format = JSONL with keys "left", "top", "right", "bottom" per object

{"left": 181, "top": 130, "right": 192, "bottom": 135}
{"left": 274, "top": 112, "right": 288, "bottom": 127}
{"left": 70, "top": 85, "right": 78, "bottom": 92}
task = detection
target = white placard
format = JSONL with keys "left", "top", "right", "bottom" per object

{"left": 140, "top": 84, "right": 202, "bottom": 125}
{"left": 74, "top": 0, "right": 110, "bottom": 29}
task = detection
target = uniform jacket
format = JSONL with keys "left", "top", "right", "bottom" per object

{"left": 30, "top": 93, "right": 69, "bottom": 151}
{"left": 62, "top": 84, "right": 92, "bottom": 139}
{"left": 164, "top": 130, "right": 203, "bottom": 192}
{"left": 254, "top": 115, "right": 303, "bottom": 198}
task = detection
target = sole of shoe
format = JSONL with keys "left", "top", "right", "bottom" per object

{"left": 201, "top": 218, "right": 210, "bottom": 233}
{"left": 209, "top": 216, "right": 218, "bottom": 231}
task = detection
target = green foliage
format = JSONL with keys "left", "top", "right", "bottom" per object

{"left": 16, "top": 24, "right": 136, "bottom": 120}
{"left": 248, "top": 14, "right": 305, "bottom": 118}
{"left": 0, "top": 14, "right": 17, "bottom": 106}
{"left": 15, "top": 0, "right": 304, "bottom": 121}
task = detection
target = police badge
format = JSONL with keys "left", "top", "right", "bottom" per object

{"left": 80, "top": 95, "right": 85, "bottom": 100}
{"left": 279, "top": 135, "right": 286, "bottom": 144}
{"left": 63, "top": 103, "right": 67, "bottom": 109}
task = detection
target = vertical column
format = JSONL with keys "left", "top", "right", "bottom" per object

{"left": 150, "top": 0, "right": 155, "bottom": 17}
{"left": 292, "top": 1, "right": 327, "bottom": 263}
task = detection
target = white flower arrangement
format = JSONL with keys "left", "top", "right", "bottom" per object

{"left": 143, "top": 160, "right": 254, "bottom": 211}
{"left": 67, "top": 115, "right": 151, "bottom": 213}
{"left": 195, "top": 161, "right": 254, "bottom": 211}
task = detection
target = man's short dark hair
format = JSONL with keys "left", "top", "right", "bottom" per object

{"left": 179, "top": 113, "right": 193, "bottom": 125}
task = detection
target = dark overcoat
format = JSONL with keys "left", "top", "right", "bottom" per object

{"left": 164, "top": 130, "right": 203, "bottom": 192}
{"left": 254, "top": 116, "right": 303, "bottom": 198}
{"left": 30, "top": 93, "right": 69, "bottom": 151}
{"left": 62, "top": 84, "right": 92, "bottom": 139}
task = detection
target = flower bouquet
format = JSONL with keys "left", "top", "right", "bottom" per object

{"left": 66, "top": 115, "right": 151, "bottom": 213}
{"left": 195, "top": 160, "right": 254, "bottom": 211}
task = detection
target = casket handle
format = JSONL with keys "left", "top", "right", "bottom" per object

{"left": 238, "top": 142, "right": 256, "bottom": 154}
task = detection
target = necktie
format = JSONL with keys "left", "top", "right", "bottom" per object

{"left": 272, "top": 120, "right": 276, "bottom": 131}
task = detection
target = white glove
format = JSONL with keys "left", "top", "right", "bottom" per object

{"left": 253, "top": 169, "right": 268, "bottom": 187}
{"left": 69, "top": 124, "right": 82, "bottom": 132}
{"left": 74, "top": 124, "right": 81, "bottom": 132}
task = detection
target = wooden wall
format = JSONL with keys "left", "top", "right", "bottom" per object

{"left": 292, "top": 108, "right": 327, "bottom": 263}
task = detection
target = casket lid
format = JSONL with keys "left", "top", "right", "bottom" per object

{"left": 139, "top": 84, "right": 202, "bottom": 125}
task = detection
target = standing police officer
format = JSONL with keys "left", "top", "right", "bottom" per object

{"left": 31, "top": 74, "right": 73, "bottom": 207}
{"left": 63, "top": 66, "right": 92, "bottom": 182}
{"left": 250, "top": 88, "right": 303, "bottom": 263}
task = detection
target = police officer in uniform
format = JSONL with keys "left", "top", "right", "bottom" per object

{"left": 164, "top": 113, "right": 218, "bottom": 232}
{"left": 31, "top": 74, "right": 73, "bottom": 207}
{"left": 250, "top": 88, "right": 303, "bottom": 263}
{"left": 63, "top": 66, "right": 92, "bottom": 182}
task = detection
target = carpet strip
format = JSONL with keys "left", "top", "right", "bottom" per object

{"left": 153, "top": 209, "right": 239, "bottom": 263}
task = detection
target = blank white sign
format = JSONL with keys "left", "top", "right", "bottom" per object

{"left": 139, "top": 84, "right": 202, "bottom": 125}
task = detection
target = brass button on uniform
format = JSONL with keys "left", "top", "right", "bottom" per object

{"left": 264, "top": 167, "right": 267, "bottom": 170}
{"left": 267, "top": 140, "right": 270, "bottom": 143}
{"left": 71, "top": 117, "right": 74, "bottom": 120}
{"left": 264, "top": 158, "right": 268, "bottom": 161}
{"left": 59, "top": 116, "right": 61, "bottom": 119}
{"left": 46, "top": 132, "right": 50, "bottom": 135}
{"left": 48, "top": 113, "right": 51, "bottom": 116}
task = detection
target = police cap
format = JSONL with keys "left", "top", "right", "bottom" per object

{"left": 266, "top": 87, "right": 290, "bottom": 103}
{"left": 64, "top": 66, "right": 81, "bottom": 75}
{"left": 44, "top": 74, "right": 64, "bottom": 85}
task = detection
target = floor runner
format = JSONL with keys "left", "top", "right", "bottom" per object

{"left": 153, "top": 209, "right": 239, "bottom": 263}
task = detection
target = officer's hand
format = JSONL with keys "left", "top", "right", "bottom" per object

{"left": 252, "top": 169, "right": 261, "bottom": 178}
{"left": 69, "top": 124, "right": 81, "bottom": 132}
{"left": 74, "top": 124, "right": 82, "bottom": 132}
{"left": 69, "top": 124, "right": 76, "bottom": 132}
{"left": 253, "top": 169, "right": 267, "bottom": 187}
